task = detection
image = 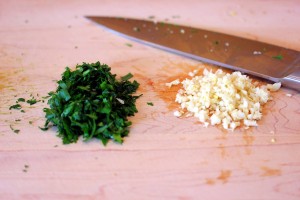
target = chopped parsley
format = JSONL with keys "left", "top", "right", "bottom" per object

{"left": 26, "top": 98, "right": 38, "bottom": 105}
{"left": 9, "top": 104, "right": 22, "bottom": 110}
{"left": 17, "top": 98, "right": 25, "bottom": 102}
{"left": 272, "top": 54, "right": 283, "bottom": 60}
{"left": 10, "top": 125, "right": 20, "bottom": 134}
{"left": 147, "top": 102, "right": 154, "bottom": 106}
{"left": 41, "top": 62, "right": 141, "bottom": 145}
{"left": 125, "top": 43, "right": 133, "bottom": 47}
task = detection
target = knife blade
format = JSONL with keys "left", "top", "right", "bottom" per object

{"left": 86, "top": 16, "right": 300, "bottom": 91}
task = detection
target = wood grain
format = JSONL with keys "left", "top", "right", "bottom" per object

{"left": 0, "top": 1, "right": 300, "bottom": 199}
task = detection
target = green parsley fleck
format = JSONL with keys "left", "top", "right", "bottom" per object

{"left": 272, "top": 54, "right": 283, "bottom": 60}
{"left": 9, "top": 104, "right": 22, "bottom": 110}
{"left": 125, "top": 43, "right": 133, "bottom": 47}
{"left": 26, "top": 98, "right": 38, "bottom": 105}
{"left": 17, "top": 98, "right": 25, "bottom": 102}
{"left": 147, "top": 102, "right": 154, "bottom": 106}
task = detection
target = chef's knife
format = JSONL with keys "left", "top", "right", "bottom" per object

{"left": 86, "top": 16, "right": 300, "bottom": 91}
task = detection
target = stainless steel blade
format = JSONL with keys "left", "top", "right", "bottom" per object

{"left": 86, "top": 16, "right": 300, "bottom": 91}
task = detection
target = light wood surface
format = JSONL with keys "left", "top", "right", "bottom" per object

{"left": 0, "top": 1, "right": 300, "bottom": 199}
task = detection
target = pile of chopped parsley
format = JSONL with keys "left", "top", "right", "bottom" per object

{"left": 42, "top": 62, "right": 141, "bottom": 145}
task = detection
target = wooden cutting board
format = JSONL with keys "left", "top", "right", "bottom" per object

{"left": 0, "top": 1, "right": 300, "bottom": 199}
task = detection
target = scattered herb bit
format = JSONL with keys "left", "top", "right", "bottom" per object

{"left": 272, "top": 54, "right": 283, "bottom": 60}
{"left": 22, "top": 164, "right": 29, "bottom": 173}
{"left": 26, "top": 98, "right": 38, "bottom": 105}
{"left": 9, "top": 104, "right": 22, "bottom": 110}
{"left": 42, "top": 95, "right": 51, "bottom": 99}
{"left": 39, "top": 126, "right": 48, "bottom": 131}
{"left": 15, "top": 119, "right": 21, "bottom": 122}
{"left": 29, "top": 121, "right": 33, "bottom": 124}
{"left": 41, "top": 62, "right": 141, "bottom": 145}
{"left": 191, "top": 29, "right": 198, "bottom": 34}
{"left": 158, "top": 22, "right": 165, "bottom": 27}
{"left": 54, "top": 145, "right": 58, "bottom": 148}
{"left": 10, "top": 125, "right": 20, "bottom": 134}
{"left": 121, "top": 73, "right": 133, "bottom": 81}
{"left": 21, "top": 110, "right": 25, "bottom": 113}
{"left": 147, "top": 102, "right": 154, "bottom": 106}
{"left": 125, "top": 43, "right": 133, "bottom": 47}
{"left": 17, "top": 98, "right": 25, "bottom": 102}
{"left": 214, "top": 40, "right": 220, "bottom": 45}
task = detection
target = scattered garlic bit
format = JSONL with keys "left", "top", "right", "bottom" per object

{"left": 267, "top": 82, "right": 281, "bottom": 92}
{"left": 253, "top": 51, "right": 262, "bottom": 55}
{"left": 270, "top": 138, "right": 277, "bottom": 143}
{"left": 166, "top": 79, "right": 180, "bottom": 88}
{"left": 173, "top": 110, "right": 182, "bottom": 117}
{"left": 188, "top": 69, "right": 199, "bottom": 77}
{"left": 173, "top": 69, "right": 281, "bottom": 130}
{"left": 286, "top": 93, "right": 292, "bottom": 97}
{"left": 270, "top": 131, "right": 276, "bottom": 143}
{"left": 116, "top": 98, "right": 125, "bottom": 104}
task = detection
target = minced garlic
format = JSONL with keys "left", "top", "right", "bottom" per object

{"left": 171, "top": 69, "right": 281, "bottom": 130}
{"left": 166, "top": 79, "right": 180, "bottom": 88}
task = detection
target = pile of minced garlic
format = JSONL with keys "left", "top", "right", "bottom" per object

{"left": 167, "top": 69, "right": 281, "bottom": 130}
